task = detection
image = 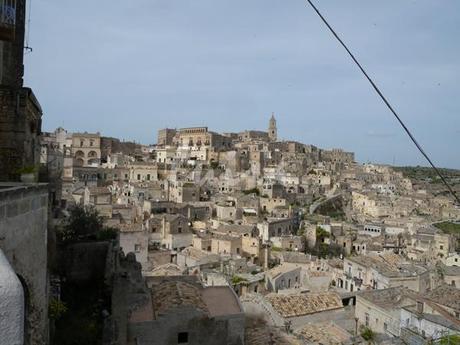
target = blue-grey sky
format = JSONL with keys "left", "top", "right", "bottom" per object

{"left": 25, "top": 0, "right": 460, "bottom": 168}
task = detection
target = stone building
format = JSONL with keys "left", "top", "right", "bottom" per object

{"left": 341, "top": 253, "right": 430, "bottom": 293}
{"left": 270, "top": 235, "right": 305, "bottom": 252}
{"left": 128, "top": 162, "right": 158, "bottom": 182}
{"left": 172, "top": 126, "right": 232, "bottom": 151}
{"left": 211, "top": 234, "right": 242, "bottom": 256}
{"left": 72, "top": 132, "right": 101, "bottom": 167}
{"left": 169, "top": 181, "right": 200, "bottom": 203}
{"left": 0, "top": 0, "right": 43, "bottom": 181}
{"left": 127, "top": 277, "right": 245, "bottom": 345}
{"left": 355, "top": 286, "right": 417, "bottom": 337}
{"left": 39, "top": 128, "right": 72, "bottom": 179}
{"left": 158, "top": 214, "right": 193, "bottom": 251}
{"left": 265, "top": 263, "right": 302, "bottom": 292}
{"left": 119, "top": 225, "right": 149, "bottom": 270}
{"left": 155, "top": 146, "right": 177, "bottom": 164}
{"left": 157, "top": 128, "right": 177, "bottom": 146}
{"left": 258, "top": 217, "right": 295, "bottom": 241}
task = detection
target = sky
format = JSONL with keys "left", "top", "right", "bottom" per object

{"left": 24, "top": 0, "right": 460, "bottom": 168}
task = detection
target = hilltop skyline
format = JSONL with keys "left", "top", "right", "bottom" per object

{"left": 25, "top": 0, "right": 460, "bottom": 168}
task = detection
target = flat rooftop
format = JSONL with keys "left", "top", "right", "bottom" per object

{"left": 358, "top": 286, "right": 416, "bottom": 310}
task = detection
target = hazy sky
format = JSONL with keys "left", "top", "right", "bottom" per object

{"left": 25, "top": 0, "right": 460, "bottom": 168}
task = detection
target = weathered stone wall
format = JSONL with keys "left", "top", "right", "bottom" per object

{"left": 0, "top": 248, "right": 25, "bottom": 345}
{"left": 0, "top": 0, "right": 43, "bottom": 181}
{"left": 0, "top": 87, "right": 43, "bottom": 180}
{"left": 0, "top": 183, "right": 49, "bottom": 345}
{"left": 61, "top": 242, "right": 110, "bottom": 283}
{"left": 129, "top": 308, "right": 245, "bottom": 345}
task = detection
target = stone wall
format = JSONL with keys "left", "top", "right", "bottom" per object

{"left": 129, "top": 308, "right": 245, "bottom": 345}
{"left": 61, "top": 242, "right": 110, "bottom": 283}
{"left": 0, "top": 248, "right": 25, "bottom": 345}
{"left": 0, "top": 87, "right": 43, "bottom": 180}
{"left": 0, "top": 183, "right": 49, "bottom": 345}
{"left": 0, "top": 0, "right": 43, "bottom": 181}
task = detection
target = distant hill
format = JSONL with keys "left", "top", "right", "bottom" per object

{"left": 394, "top": 166, "right": 460, "bottom": 182}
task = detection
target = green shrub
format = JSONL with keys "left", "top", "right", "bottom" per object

{"left": 360, "top": 326, "right": 375, "bottom": 342}
{"left": 231, "top": 275, "right": 248, "bottom": 285}
{"left": 58, "top": 205, "right": 117, "bottom": 243}
{"left": 49, "top": 298, "right": 68, "bottom": 320}
{"left": 16, "top": 165, "right": 37, "bottom": 174}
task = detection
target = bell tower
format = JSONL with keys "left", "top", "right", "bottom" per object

{"left": 268, "top": 112, "right": 277, "bottom": 141}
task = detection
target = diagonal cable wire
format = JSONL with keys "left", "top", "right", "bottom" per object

{"left": 305, "top": 0, "right": 460, "bottom": 205}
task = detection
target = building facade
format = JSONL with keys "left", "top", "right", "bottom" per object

{"left": 0, "top": 0, "right": 43, "bottom": 181}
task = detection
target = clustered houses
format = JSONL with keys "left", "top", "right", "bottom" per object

{"left": 37, "top": 115, "right": 460, "bottom": 345}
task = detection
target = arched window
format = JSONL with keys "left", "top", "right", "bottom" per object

{"left": 88, "top": 151, "right": 98, "bottom": 158}
{"left": 75, "top": 150, "right": 84, "bottom": 158}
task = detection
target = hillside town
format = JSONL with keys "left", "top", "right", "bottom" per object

{"left": 32, "top": 115, "right": 460, "bottom": 345}
{"left": 1, "top": 1, "right": 460, "bottom": 345}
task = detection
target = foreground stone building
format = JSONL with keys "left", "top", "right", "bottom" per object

{"left": 125, "top": 276, "right": 245, "bottom": 345}
{"left": 0, "top": 0, "right": 43, "bottom": 181}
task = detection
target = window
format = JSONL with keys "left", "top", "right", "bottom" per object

{"left": 134, "top": 244, "right": 141, "bottom": 253}
{"left": 147, "top": 174, "right": 150, "bottom": 180}
{"left": 440, "top": 245, "right": 444, "bottom": 250}
{"left": 178, "top": 227, "right": 182, "bottom": 233}
{"left": 178, "top": 332, "right": 188, "bottom": 344}
{"left": 365, "top": 313, "right": 369, "bottom": 326}
{"left": 417, "top": 301, "right": 424, "bottom": 313}
{"left": 137, "top": 174, "right": 141, "bottom": 180}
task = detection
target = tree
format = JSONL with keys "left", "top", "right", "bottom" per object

{"left": 59, "top": 205, "right": 117, "bottom": 243}
{"left": 316, "top": 226, "right": 330, "bottom": 241}
{"left": 360, "top": 326, "right": 375, "bottom": 343}
{"left": 304, "top": 226, "right": 344, "bottom": 258}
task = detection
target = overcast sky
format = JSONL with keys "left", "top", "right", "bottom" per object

{"left": 25, "top": 0, "right": 460, "bottom": 168}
